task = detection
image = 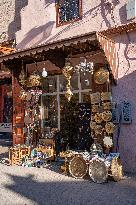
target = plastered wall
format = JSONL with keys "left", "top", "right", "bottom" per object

{"left": 0, "top": 0, "right": 134, "bottom": 49}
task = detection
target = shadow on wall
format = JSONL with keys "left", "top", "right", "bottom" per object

{"left": 8, "top": 0, "right": 28, "bottom": 40}
{"left": 16, "top": 21, "right": 55, "bottom": 49}
{"left": 44, "top": 0, "right": 55, "bottom": 8}
{"left": 115, "top": 31, "right": 136, "bottom": 77}
{"left": 45, "top": 0, "right": 121, "bottom": 44}
{"left": 4, "top": 173, "right": 136, "bottom": 205}
{"left": 113, "top": 70, "right": 136, "bottom": 173}
{"left": 11, "top": 0, "right": 126, "bottom": 48}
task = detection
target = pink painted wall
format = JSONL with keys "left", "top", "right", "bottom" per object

{"left": 112, "top": 30, "right": 136, "bottom": 172}
{"left": 15, "top": 0, "right": 135, "bottom": 49}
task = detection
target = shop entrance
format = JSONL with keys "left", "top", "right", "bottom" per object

{"left": 41, "top": 72, "right": 93, "bottom": 150}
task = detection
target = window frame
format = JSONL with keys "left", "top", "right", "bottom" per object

{"left": 41, "top": 73, "right": 92, "bottom": 130}
{"left": 55, "top": 0, "right": 82, "bottom": 27}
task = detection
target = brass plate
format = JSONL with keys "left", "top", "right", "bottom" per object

{"left": 101, "top": 92, "right": 112, "bottom": 101}
{"left": 89, "top": 158, "right": 108, "bottom": 183}
{"left": 102, "top": 111, "right": 112, "bottom": 122}
{"left": 69, "top": 156, "right": 88, "bottom": 179}
{"left": 94, "top": 68, "right": 109, "bottom": 84}
{"left": 111, "top": 158, "right": 123, "bottom": 181}
{"left": 90, "top": 92, "right": 101, "bottom": 104}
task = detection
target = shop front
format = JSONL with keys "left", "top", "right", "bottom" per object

{"left": 0, "top": 32, "right": 123, "bottom": 182}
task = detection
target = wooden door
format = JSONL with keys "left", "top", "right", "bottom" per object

{"left": 12, "top": 76, "right": 25, "bottom": 145}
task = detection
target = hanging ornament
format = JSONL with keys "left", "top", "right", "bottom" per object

{"left": 94, "top": 125, "right": 103, "bottom": 135}
{"left": 65, "top": 85, "right": 73, "bottom": 102}
{"left": 102, "top": 102, "right": 113, "bottom": 110}
{"left": 62, "top": 62, "right": 74, "bottom": 102}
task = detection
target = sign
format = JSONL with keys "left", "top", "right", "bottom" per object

{"left": 0, "top": 123, "right": 12, "bottom": 132}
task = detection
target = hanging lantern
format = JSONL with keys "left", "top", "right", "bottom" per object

{"left": 62, "top": 62, "right": 74, "bottom": 101}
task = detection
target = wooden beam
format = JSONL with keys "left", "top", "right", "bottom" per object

{"left": 0, "top": 46, "right": 16, "bottom": 54}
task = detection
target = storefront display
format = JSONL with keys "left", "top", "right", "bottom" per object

{"left": 4, "top": 55, "right": 124, "bottom": 184}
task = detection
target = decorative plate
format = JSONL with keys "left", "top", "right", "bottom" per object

{"left": 105, "top": 122, "right": 115, "bottom": 134}
{"left": 102, "top": 111, "right": 112, "bottom": 122}
{"left": 94, "top": 113, "right": 103, "bottom": 123}
{"left": 101, "top": 92, "right": 112, "bottom": 101}
{"left": 103, "top": 136, "right": 113, "bottom": 148}
{"left": 92, "top": 105, "right": 99, "bottom": 113}
{"left": 94, "top": 67, "right": 109, "bottom": 85}
{"left": 69, "top": 156, "right": 88, "bottom": 179}
{"left": 89, "top": 158, "right": 108, "bottom": 183}
{"left": 90, "top": 92, "right": 101, "bottom": 104}
{"left": 94, "top": 125, "right": 103, "bottom": 135}
{"left": 90, "top": 121, "right": 97, "bottom": 130}
{"left": 102, "top": 102, "right": 113, "bottom": 110}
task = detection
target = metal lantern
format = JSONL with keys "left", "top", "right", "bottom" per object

{"left": 62, "top": 62, "right": 74, "bottom": 102}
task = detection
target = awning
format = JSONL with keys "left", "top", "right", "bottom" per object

{"left": 0, "top": 31, "right": 97, "bottom": 63}
{"left": 0, "top": 31, "right": 117, "bottom": 79}
{"left": 101, "top": 22, "right": 136, "bottom": 36}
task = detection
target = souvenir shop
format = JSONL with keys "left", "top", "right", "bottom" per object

{"left": 1, "top": 32, "right": 123, "bottom": 183}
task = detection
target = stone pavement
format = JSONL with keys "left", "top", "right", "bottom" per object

{"left": 0, "top": 161, "right": 136, "bottom": 205}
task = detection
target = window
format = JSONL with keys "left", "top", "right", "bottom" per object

{"left": 56, "top": 0, "right": 82, "bottom": 26}
{"left": 41, "top": 73, "right": 92, "bottom": 130}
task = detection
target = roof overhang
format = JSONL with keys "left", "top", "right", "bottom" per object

{"left": 0, "top": 31, "right": 98, "bottom": 64}
{"left": 101, "top": 22, "right": 136, "bottom": 36}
